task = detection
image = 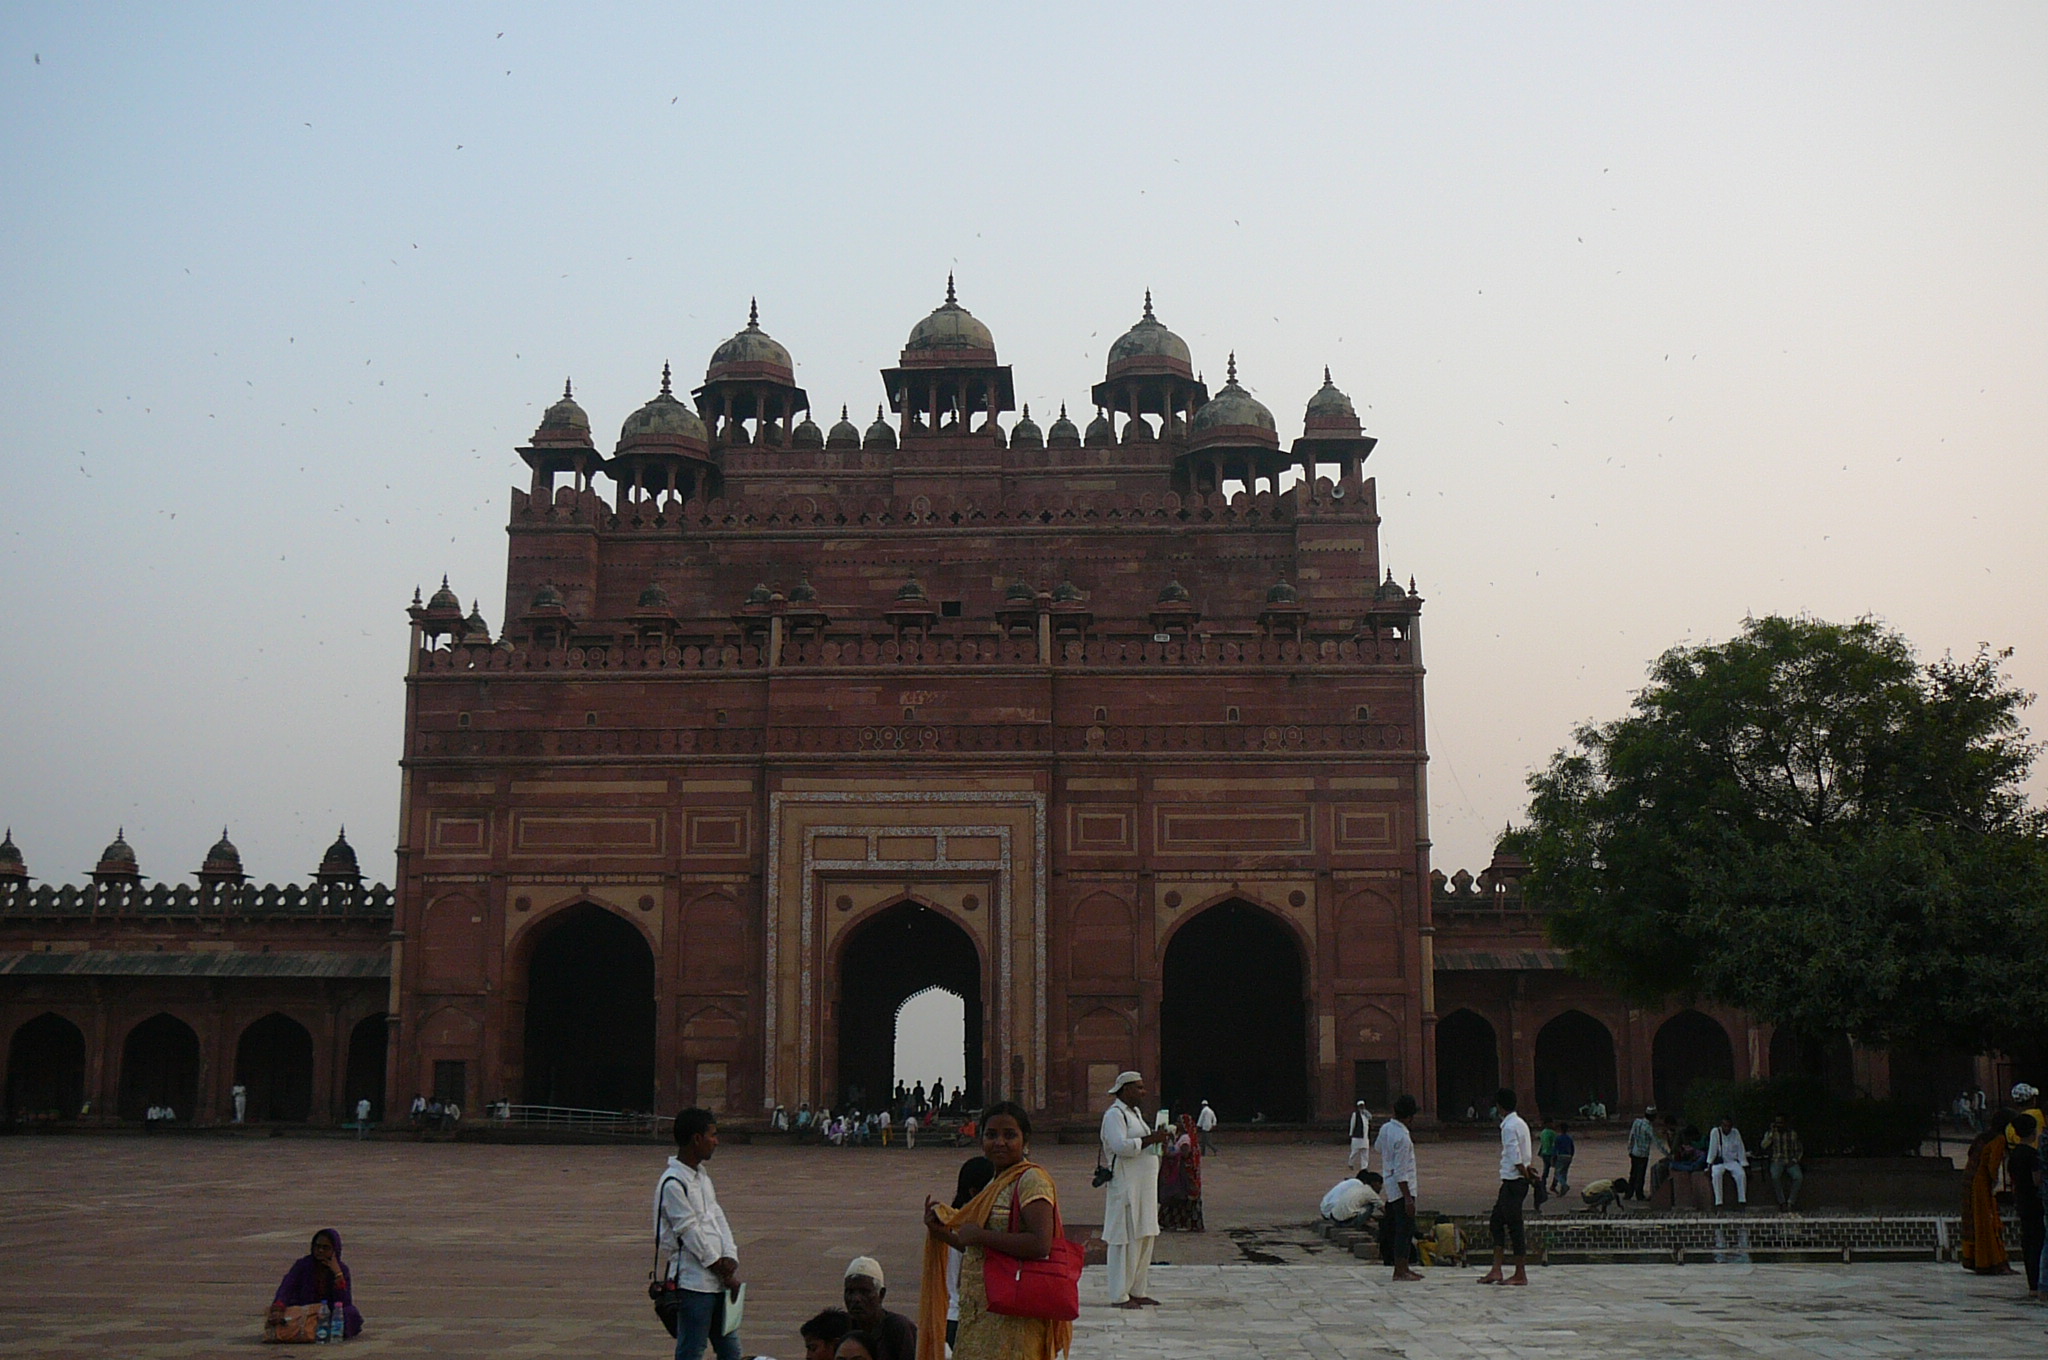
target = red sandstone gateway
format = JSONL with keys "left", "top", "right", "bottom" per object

{"left": 0, "top": 287, "right": 1833, "bottom": 1131}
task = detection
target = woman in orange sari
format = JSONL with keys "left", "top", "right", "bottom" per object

{"left": 919, "top": 1101, "right": 1071, "bottom": 1360}
{"left": 1961, "top": 1110, "right": 2015, "bottom": 1274}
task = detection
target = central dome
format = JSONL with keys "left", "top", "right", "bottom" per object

{"left": 618, "top": 364, "right": 709, "bottom": 449}
{"left": 1189, "top": 354, "right": 1278, "bottom": 445}
{"left": 904, "top": 275, "right": 996, "bottom": 355}
{"left": 1106, "top": 291, "right": 1193, "bottom": 378}
{"left": 706, "top": 299, "right": 795, "bottom": 385}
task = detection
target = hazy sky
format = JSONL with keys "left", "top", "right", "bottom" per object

{"left": 3, "top": 3, "right": 2043, "bottom": 887}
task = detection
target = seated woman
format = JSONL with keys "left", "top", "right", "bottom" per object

{"left": 268, "top": 1228, "right": 363, "bottom": 1339}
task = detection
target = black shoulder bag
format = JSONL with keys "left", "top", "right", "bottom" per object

{"left": 649, "top": 1173, "right": 684, "bottom": 1336}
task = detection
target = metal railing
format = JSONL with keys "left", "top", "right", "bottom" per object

{"left": 493, "top": 1104, "right": 666, "bottom": 1135}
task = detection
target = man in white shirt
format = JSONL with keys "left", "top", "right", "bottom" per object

{"left": 1371, "top": 1094, "right": 1423, "bottom": 1282}
{"left": 1319, "top": 1170, "right": 1384, "bottom": 1229}
{"left": 655, "top": 1107, "right": 742, "bottom": 1360}
{"left": 1346, "top": 1101, "right": 1373, "bottom": 1170}
{"left": 1478, "top": 1087, "right": 1537, "bottom": 1286}
{"left": 1100, "top": 1071, "right": 1172, "bottom": 1308}
{"left": 1196, "top": 1099, "right": 1218, "bottom": 1155}
{"left": 1707, "top": 1116, "right": 1749, "bottom": 1208}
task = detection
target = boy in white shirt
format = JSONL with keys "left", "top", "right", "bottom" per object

{"left": 1477, "top": 1087, "right": 1537, "bottom": 1286}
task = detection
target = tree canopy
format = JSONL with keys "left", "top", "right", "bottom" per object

{"left": 1512, "top": 615, "right": 2045, "bottom": 1054}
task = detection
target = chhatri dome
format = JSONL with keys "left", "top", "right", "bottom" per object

{"left": 903, "top": 275, "right": 996, "bottom": 355}
{"left": 705, "top": 299, "right": 796, "bottom": 386}
{"left": 1189, "top": 354, "right": 1278, "bottom": 439}
{"left": 617, "top": 364, "right": 709, "bottom": 448}
{"left": 1105, "top": 291, "right": 1194, "bottom": 378}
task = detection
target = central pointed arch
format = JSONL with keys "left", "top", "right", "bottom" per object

{"left": 236, "top": 1013, "right": 315, "bottom": 1121}
{"left": 835, "top": 901, "right": 983, "bottom": 1111}
{"left": 1161, "top": 900, "right": 1308, "bottom": 1121}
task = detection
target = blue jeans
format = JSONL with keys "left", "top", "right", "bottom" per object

{"left": 672, "top": 1287, "right": 741, "bottom": 1360}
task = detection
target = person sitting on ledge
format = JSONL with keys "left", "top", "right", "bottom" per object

{"left": 268, "top": 1228, "right": 363, "bottom": 1339}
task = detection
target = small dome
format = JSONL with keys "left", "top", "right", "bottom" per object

{"left": 427, "top": 577, "right": 462, "bottom": 613}
{"left": 618, "top": 364, "right": 709, "bottom": 447}
{"left": 462, "top": 602, "right": 490, "bottom": 638}
{"left": 788, "top": 577, "right": 818, "bottom": 603}
{"left": 791, "top": 414, "right": 824, "bottom": 448}
{"left": 1010, "top": 403, "right": 1043, "bottom": 448}
{"left": 895, "top": 576, "right": 929, "bottom": 602}
{"left": 1375, "top": 569, "right": 1407, "bottom": 602}
{"left": 1305, "top": 367, "right": 1357, "bottom": 423}
{"left": 530, "top": 582, "right": 566, "bottom": 610}
{"left": 1052, "top": 580, "right": 1084, "bottom": 603}
{"left": 1046, "top": 404, "right": 1080, "bottom": 447}
{"left": 904, "top": 275, "right": 996, "bottom": 355}
{"left": 864, "top": 405, "right": 897, "bottom": 450}
{"left": 0, "top": 828, "right": 26, "bottom": 880}
{"left": 744, "top": 582, "right": 774, "bottom": 606}
{"left": 1084, "top": 410, "right": 1114, "bottom": 447}
{"left": 318, "top": 828, "right": 361, "bottom": 880}
{"left": 1105, "top": 291, "right": 1194, "bottom": 377}
{"left": 826, "top": 405, "right": 862, "bottom": 448}
{"left": 1266, "top": 577, "right": 1300, "bottom": 604}
{"left": 1004, "top": 578, "right": 1036, "bottom": 602}
{"left": 1157, "top": 579, "right": 1190, "bottom": 604}
{"left": 202, "top": 829, "right": 243, "bottom": 875}
{"left": 1121, "top": 414, "right": 1155, "bottom": 444}
{"left": 638, "top": 582, "right": 673, "bottom": 610}
{"left": 96, "top": 830, "right": 138, "bottom": 873}
{"left": 1190, "top": 354, "right": 1278, "bottom": 441}
{"left": 531, "top": 378, "right": 592, "bottom": 443}
{"left": 705, "top": 300, "right": 795, "bottom": 384}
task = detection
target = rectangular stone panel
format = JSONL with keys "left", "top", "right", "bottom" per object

{"left": 947, "top": 835, "right": 1003, "bottom": 861}
{"left": 1156, "top": 806, "right": 1313, "bottom": 852}
{"left": 1335, "top": 807, "right": 1396, "bottom": 848}
{"left": 685, "top": 812, "right": 749, "bottom": 854}
{"left": 813, "top": 835, "right": 869, "bottom": 861}
{"left": 428, "top": 813, "right": 490, "bottom": 857}
{"left": 512, "top": 813, "right": 663, "bottom": 854}
{"left": 877, "top": 835, "right": 938, "bottom": 861}
{"left": 1067, "top": 807, "right": 1134, "bottom": 851}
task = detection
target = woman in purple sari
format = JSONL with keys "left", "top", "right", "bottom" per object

{"left": 269, "top": 1228, "right": 364, "bottom": 1338}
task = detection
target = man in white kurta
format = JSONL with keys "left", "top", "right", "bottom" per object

{"left": 1347, "top": 1101, "right": 1373, "bottom": 1170}
{"left": 1100, "top": 1071, "right": 1171, "bottom": 1308}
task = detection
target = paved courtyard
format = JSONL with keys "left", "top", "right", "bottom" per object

{"left": 0, "top": 1131, "right": 2034, "bottom": 1357}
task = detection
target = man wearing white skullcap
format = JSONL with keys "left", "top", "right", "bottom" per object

{"left": 1100, "top": 1071, "right": 1172, "bottom": 1308}
{"left": 842, "top": 1255, "right": 916, "bottom": 1360}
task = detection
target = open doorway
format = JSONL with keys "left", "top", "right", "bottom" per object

{"left": 521, "top": 904, "right": 656, "bottom": 1111}
{"left": 836, "top": 901, "right": 983, "bottom": 1111}
{"left": 1161, "top": 901, "right": 1308, "bottom": 1121}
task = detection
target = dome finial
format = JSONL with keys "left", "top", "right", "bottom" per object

{"left": 1022, "top": 402, "right": 1031, "bottom": 418}
{"left": 659, "top": 362, "right": 673, "bottom": 398}
{"left": 1143, "top": 289, "right": 1154, "bottom": 321}
{"left": 1227, "top": 352, "right": 1238, "bottom": 385}
{"left": 945, "top": 271, "right": 956, "bottom": 306}
{"left": 748, "top": 296, "right": 759, "bottom": 327}
{"left": 441, "top": 574, "right": 450, "bottom": 590}
{"left": 1323, "top": 365, "right": 1332, "bottom": 385}
{"left": 563, "top": 377, "right": 574, "bottom": 400}
{"left": 1059, "top": 402, "right": 1068, "bottom": 418}
{"left": 841, "top": 403, "right": 849, "bottom": 419}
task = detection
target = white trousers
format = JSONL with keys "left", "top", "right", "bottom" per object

{"left": 1711, "top": 1163, "right": 1747, "bottom": 1204}
{"left": 1347, "top": 1138, "right": 1371, "bottom": 1171}
{"left": 1106, "top": 1235, "right": 1156, "bottom": 1303}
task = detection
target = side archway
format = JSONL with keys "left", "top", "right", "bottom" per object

{"left": 521, "top": 902, "right": 656, "bottom": 1110}
{"left": 118, "top": 1013, "right": 201, "bottom": 1121}
{"left": 1534, "top": 1010, "right": 1618, "bottom": 1118}
{"left": 236, "top": 1013, "right": 315, "bottom": 1122}
{"left": 1653, "top": 1010, "right": 1735, "bottom": 1113}
{"left": 6, "top": 1012, "right": 86, "bottom": 1121}
{"left": 344, "top": 1014, "right": 388, "bottom": 1123}
{"left": 1161, "top": 900, "right": 1308, "bottom": 1121}
{"left": 1435, "top": 1009, "right": 1499, "bottom": 1121}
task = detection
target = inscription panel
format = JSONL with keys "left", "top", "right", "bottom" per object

{"left": 1155, "top": 806, "right": 1313, "bottom": 853}
{"left": 1335, "top": 806, "right": 1397, "bottom": 849}
{"left": 1068, "top": 806, "right": 1135, "bottom": 852}
{"left": 512, "top": 812, "right": 664, "bottom": 855}
{"left": 427, "top": 812, "right": 490, "bottom": 858}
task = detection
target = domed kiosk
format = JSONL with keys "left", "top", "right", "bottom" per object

{"left": 693, "top": 300, "right": 810, "bottom": 447}
{"left": 1091, "top": 291, "right": 1208, "bottom": 443}
{"left": 879, "top": 276, "right": 1014, "bottom": 442}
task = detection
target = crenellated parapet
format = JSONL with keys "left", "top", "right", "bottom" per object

{"left": 0, "top": 879, "right": 393, "bottom": 919}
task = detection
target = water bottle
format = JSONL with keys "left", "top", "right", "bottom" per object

{"left": 316, "top": 1302, "right": 332, "bottom": 1344}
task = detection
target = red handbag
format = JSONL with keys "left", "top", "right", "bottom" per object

{"left": 982, "top": 1182, "right": 1084, "bottom": 1321}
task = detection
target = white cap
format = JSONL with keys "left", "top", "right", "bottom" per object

{"left": 1107, "top": 1070, "right": 1144, "bottom": 1094}
{"left": 845, "top": 1256, "right": 884, "bottom": 1288}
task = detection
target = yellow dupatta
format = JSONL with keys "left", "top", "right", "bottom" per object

{"left": 917, "top": 1159, "right": 1072, "bottom": 1360}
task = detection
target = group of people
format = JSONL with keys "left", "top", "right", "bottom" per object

{"left": 654, "top": 1099, "right": 1076, "bottom": 1360}
{"left": 404, "top": 1093, "right": 462, "bottom": 1133}
{"left": 1622, "top": 1107, "right": 1806, "bottom": 1210}
{"left": 1960, "top": 1082, "right": 2048, "bottom": 1297}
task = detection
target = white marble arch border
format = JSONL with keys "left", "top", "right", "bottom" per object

{"left": 764, "top": 791, "right": 1048, "bottom": 1110}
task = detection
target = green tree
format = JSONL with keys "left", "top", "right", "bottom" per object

{"left": 1513, "top": 615, "right": 2046, "bottom": 1053}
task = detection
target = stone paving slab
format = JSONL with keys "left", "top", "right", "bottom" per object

{"left": 0, "top": 1133, "right": 2030, "bottom": 1358}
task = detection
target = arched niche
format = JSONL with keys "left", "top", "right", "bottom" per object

{"left": 6, "top": 1012, "right": 87, "bottom": 1121}
{"left": 1535, "top": 1009, "right": 1618, "bottom": 1118}
{"left": 1161, "top": 900, "right": 1308, "bottom": 1121}
{"left": 235, "top": 1012, "right": 315, "bottom": 1122}
{"left": 1435, "top": 1008, "right": 1499, "bottom": 1121}
{"left": 521, "top": 902, "right": 656, "bottom": 1111}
